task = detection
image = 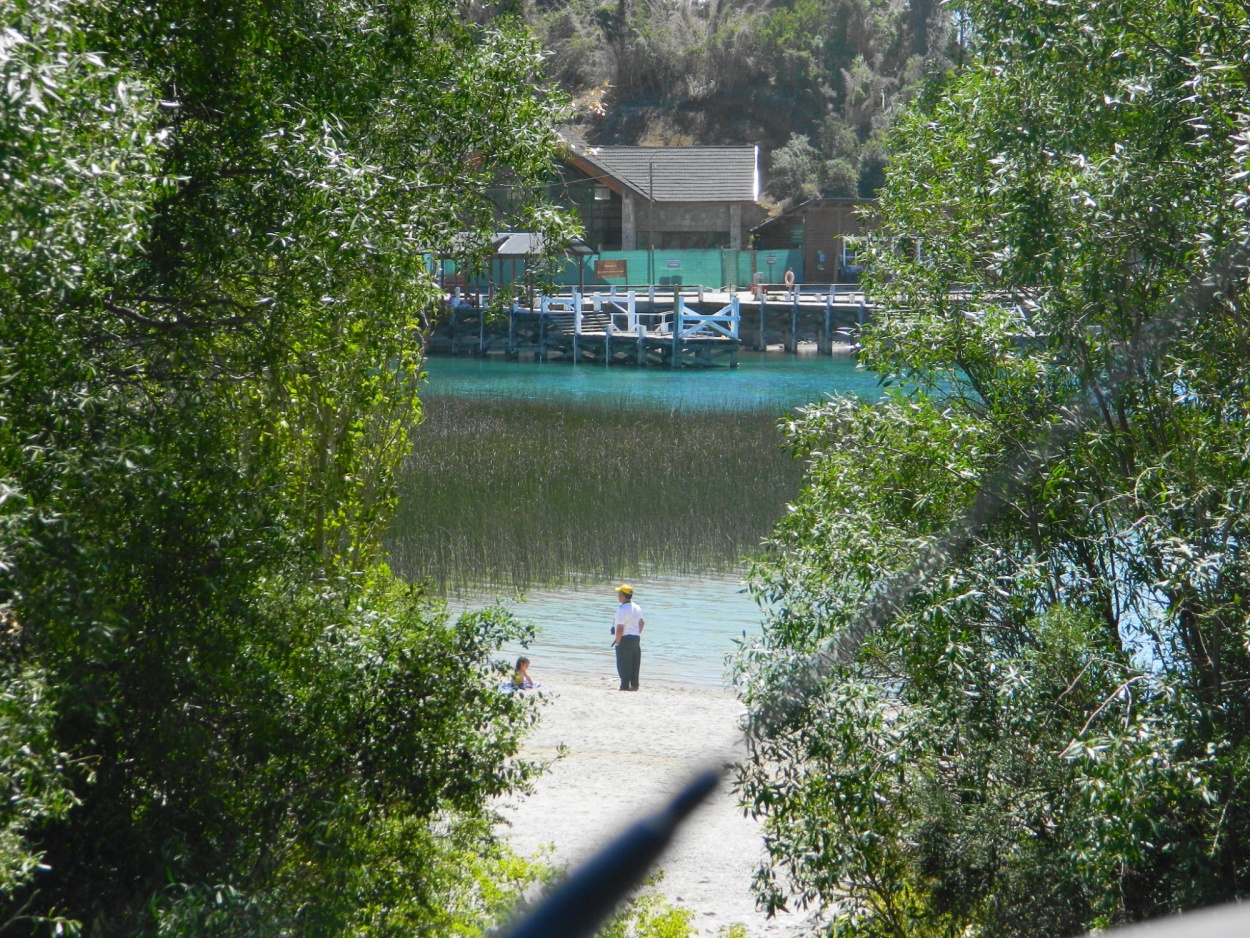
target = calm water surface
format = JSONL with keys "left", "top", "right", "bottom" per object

{"left": 464, "top": 574, "right": 761, "bottom": 688}
{"left": 421, "top": 350, "right": 882, "bottom": 411}
{"left": 424, "top": 352, "right": 877, "bottom": 686}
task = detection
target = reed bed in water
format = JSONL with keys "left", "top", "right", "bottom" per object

{"left": 385, "top": 394, "right": 805, "bottom": 594}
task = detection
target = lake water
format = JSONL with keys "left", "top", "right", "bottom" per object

{"left": 421, "top": 349, "right": 882, "bottom": 411}
{"left": 463, "top": 574, "right": 762, "bottom": 688}
{"left": 422, "top": 351, "right": 878, "bottom": 686}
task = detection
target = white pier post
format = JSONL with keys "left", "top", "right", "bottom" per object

{"left": 637, "top": 323, "right": 646, "bottom": 366}
{"left": 788, "top": 292, "right": 799, "bottom": 353}
{"left": 823, "top": 295, "right": 833, "bottom": 355}
{"left": 573, "top": 291, "right": 582, "bottom": 364}
{"left": 605, "top": 320, "right": 613, "bottom": 365}
{"left": 538, "top": 301, "right": 546, "bottom": 362}
{"left": 730, "top": 294, "right": 741, "bottom": 340}
{"left": 671, "top": 295, "right": 684, "bottom": 368}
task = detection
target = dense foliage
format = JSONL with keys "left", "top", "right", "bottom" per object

{"left": 528, "top": 0, "right": 955, "bottom": 204}
{"left": 0, "top": 0, "right": 571, "bottom": 932}
{"left": 738, "top": 0, "right": 1250, "bottom": 935}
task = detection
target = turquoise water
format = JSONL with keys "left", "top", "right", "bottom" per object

{"left": 423, "top": 351, "right": 876, "bottom": 686}
{"left": 471, "top": 574, "right": 761, "bottom": 688}
{"left": 421, "top": 349, "right": 882, "bottom": 411}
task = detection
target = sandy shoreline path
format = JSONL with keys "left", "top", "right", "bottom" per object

{"left": 493, "top": 669, "right": 808, "bottom": 937}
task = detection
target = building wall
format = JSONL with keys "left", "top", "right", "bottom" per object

{"left": 756, "top": 201, "right": 877, "bottom": 282}
{"left": 803, "top": 203, "right": 876, "bottom": 282}
{"left": 621, "top": 198, "right": 767, "bottom": 252}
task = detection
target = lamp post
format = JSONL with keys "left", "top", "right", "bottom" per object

{"left": 648, "top": 161, "right": 655, "bottom": 287}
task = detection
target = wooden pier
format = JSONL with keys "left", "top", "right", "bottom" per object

{"left": 427, "top": 286, "right": 870, "bottom": 367}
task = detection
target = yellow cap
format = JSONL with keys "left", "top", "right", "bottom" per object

{"left": 616, "top": 584, "right": 633, "bottom": 596}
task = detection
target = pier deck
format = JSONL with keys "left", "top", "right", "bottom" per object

{"left": 428, "top": 288, "right": 870, "bottom": 367}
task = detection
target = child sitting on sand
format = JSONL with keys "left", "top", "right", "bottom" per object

{"left": 511, "top": 656, "right": 537, "bottom": 690}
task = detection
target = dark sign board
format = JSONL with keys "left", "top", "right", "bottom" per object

{"left": 595, "top": 259, "right": 628, "bottom": 279}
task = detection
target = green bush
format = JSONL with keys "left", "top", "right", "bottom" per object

{"left": 0, "top": 0, "right": 571, "bottom": 931}
{"left": 597, "top": 873, "right": 695, "bottom": 938}
{"left": 737, "top": 0, "right": 1250, "bottom": 933}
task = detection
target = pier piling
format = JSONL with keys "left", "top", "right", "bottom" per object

{"left": 429, "top": 287, "right": 866, "bottom": 367}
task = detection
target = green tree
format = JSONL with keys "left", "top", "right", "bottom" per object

{"left": 533, "top": 0, "right": 952, "bottom": 163}
{"left": 0, "top": 0, "right": 571, "bottom": 931}
{"left": 597, "top": 872, "right": 696, "bottom": 938}
{"left": 737, "top": 0, "right": 1250, "bottom": 934}
{"left": 768, "top": 133, "right": 823, "bottom": 207}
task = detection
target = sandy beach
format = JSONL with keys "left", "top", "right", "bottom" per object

{"left": 493, "top": 668, "right": 811, "bottom": 937}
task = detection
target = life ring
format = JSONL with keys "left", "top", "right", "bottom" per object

{"left": 783, "top": 269, "right": 795, "bottom": 288}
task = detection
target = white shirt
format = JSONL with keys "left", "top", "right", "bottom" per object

{"left": 614, "top": 601, "right": 644, "bottom": 637}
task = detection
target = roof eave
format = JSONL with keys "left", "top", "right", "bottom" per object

{"left": 563, "top": 147, "right": 651, "bottom": 201}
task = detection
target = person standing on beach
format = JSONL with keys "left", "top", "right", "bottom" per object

{"left": 613, "top": 584, "right": 644, "bottom": 691}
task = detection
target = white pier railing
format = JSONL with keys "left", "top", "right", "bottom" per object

{"left": 676, "top": 295, "right": 740, "bottom": 340}
{"left": 518, "top": 292, "right": 744, "bottom": 366}
{"left": 590, "top": 291, "right": 638, "bottom": 332}
{"left": 655, "top": 296, "right": 740, "bottom": 339}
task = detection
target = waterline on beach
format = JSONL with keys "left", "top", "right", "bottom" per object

{"left": 456, "top": 573, "right": 763, "bottom": 688}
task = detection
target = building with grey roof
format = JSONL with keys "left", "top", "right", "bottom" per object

{"left": 559, "top": 136, "right": 766, "bottom": 252}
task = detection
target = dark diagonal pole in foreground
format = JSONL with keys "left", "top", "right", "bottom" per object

{"left": 497, "top": 768, "right": 722, "bottom": 938}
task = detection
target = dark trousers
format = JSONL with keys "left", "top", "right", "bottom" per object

{"left": 615, "top": 635, "right": 641, "bottom": 690}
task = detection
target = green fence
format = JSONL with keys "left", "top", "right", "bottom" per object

{"left": 440, "top": 248, "right": 805, "bottom": 292}
{"left": 556, "top": 248, "right": 804, "bottom": 290}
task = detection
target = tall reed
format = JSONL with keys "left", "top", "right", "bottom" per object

{"left": 386, "top": 394, "right": 805, "bottom": 594}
